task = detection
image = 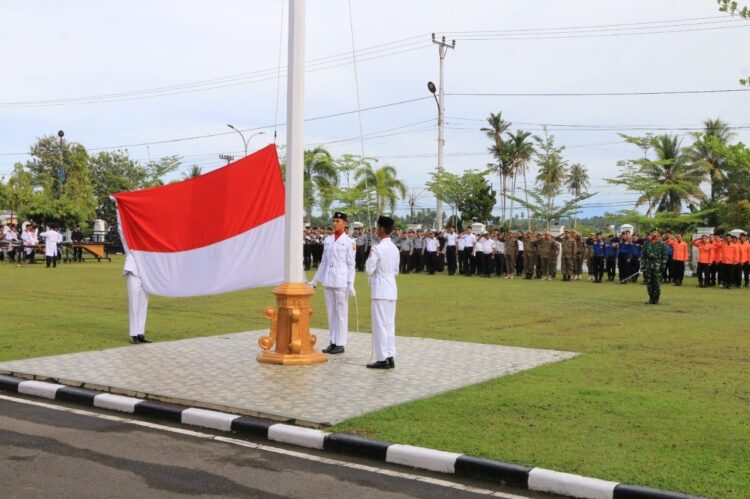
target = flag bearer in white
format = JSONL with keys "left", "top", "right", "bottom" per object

{"left": 365, "top": 216, "right": 400, "bottom": 369}
{"left": 123, "top": 254, "right": 152, "bottom": 345}
{"left": 309, "top": 212, "right": 356, "bottom": 354}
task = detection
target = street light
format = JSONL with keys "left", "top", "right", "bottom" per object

{"left": 57, "top": 130, "right": 65, "bottom": 186}
{"left": 226, "top": 124, "right": 266, "bottom": 156}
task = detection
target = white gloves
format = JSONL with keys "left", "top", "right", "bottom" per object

{"left": 307, "top": 280, "right": 317, "bottom": 289}
{"left": 348, "top": 284, "right": 356, "bottom": 297}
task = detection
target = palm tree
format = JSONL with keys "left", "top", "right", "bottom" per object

{"left": 481, "top": 112, "right": 512, "bottom": 226}
{"left": 688, "top": 118, "right": 734, "bottom": 201}
{"left": 534, "top": 129, "right": 568, "bottom": 218}
{"left": 182, "top": 165, "right": 202, "bottom": 180}
{"left": 564, "top": 163, "right": 590, "bottom": 228}
{"left": 505, "top": 129, "right": 535, "bottom": 229}
{"left": 646, "top": 134, "right": 705, "bottom": 215}
{"left": 355, "top": 165, "right": 406, "bottom": 217}
{"left": 303, "top": 147, "right": 338, "bottom": 224}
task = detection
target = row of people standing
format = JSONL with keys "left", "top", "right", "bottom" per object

{"left": 301, "top": 225, "right": 749, "bottom": 287}
{"left": 1, "top": 223, "right": 67, "bottom": 267}
{"left": 692, "top": 233, "right": 750, "bottom": 288}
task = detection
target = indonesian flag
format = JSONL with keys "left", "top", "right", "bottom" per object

{"left": 113, "top": 144, "right": 285, "bottom": 297}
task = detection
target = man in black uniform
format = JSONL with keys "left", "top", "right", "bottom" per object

{"left": 71, "top": 225, "right": 84, "bottom": 262}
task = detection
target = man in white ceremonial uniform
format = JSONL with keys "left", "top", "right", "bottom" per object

{"left": 365, "top": 216, "right": 400, "bottom": 369}
{"left": 309, "top": 211, "right": 355, "bottom": 354}
{"left": 123, "top": 253, "right": 152, "bottom": 344}
{"left": 39, "top": 226, "right": 62, "bottom": 268}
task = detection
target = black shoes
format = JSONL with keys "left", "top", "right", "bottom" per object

{"left": 367, "top": 358, "right": 395, "bottom": 369}
{"left": 130, "top": 336, "right": 140, "bottom": 344}
{"left": 138, "top": 334, "right": 152, "bottom": 343}
{"left": 322, "top": 343, "right": 344, "bottom": 354}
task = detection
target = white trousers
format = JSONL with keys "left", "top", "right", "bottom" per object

{"left": 323, "top": 286, "right": 349, "bottom": 346}
{"left": 126, "top": 273, "right": 149, "bottom": 337}
{"left": 371, "top": 299, "right": 396, "bottom": 361}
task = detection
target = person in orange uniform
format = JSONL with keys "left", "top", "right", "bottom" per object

{"left": 711, "top": 235, "right": 723, "bottom": 287}
{"left": 692, "top": 235, "right": 713, "bottom": 288}
{"left": 740, "top": 233, "right": 750, "bottom": 288}
{"left": 731, "top": 235, "right": 743, "bottom": 288}
{"left": 719, "top": 235, "right": 736, "bottom": 289}
{"left": 670, "top": 233, "right": 689, "bottom": 286}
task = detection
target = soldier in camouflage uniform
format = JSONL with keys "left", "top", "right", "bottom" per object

{"left": 559, "top": 231, "right": 577, "bottom": 282}
{"left": 642, "top": 229, "right": 669, "bottom": 305}
{"left": 540, "top": 232, "right": 559, "bottom": 280}
{"left": 523, "top": 231, "right": 538, "bottom": 279}
{"left": 574, "top": 233, "right": 586, "bottom": 280}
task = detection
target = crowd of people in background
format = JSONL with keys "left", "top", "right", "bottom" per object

{"left": 1, "top": 222, "right": 81, "bottom": 268}
{"left": 302, "top": 225, "right": 750, "bottom": 289}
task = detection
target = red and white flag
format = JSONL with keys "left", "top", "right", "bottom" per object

{"left": 113, "top": 144, "right": 285, "bottom": 297}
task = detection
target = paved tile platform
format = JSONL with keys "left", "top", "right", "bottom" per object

{"left": 0, "top": 330, "right": 577, "bottom": 426}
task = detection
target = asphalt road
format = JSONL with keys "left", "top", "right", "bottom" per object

{"left": 0, "top": 395, "right": 549, "bottom": 499}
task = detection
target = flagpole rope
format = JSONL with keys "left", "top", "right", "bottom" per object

{"left": 346, "top": 0, "right": 373, "bottom": 232}
{"left": 273, "top": 0, "right": 285, "bottom": 144}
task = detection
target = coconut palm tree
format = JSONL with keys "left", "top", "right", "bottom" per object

{"left": 688, "top": 118, "right": 734, "bottom": 201}
{"left": 303, "top": 147, "right": 338, "bottom": 224}
{"left": 355, "top": 165, "right": 406, "bottom": 217}
{"left": 564, "top": 163, "right": 590, "bottom": 229}
{"left": 646, "top": 134, "right": 705, "bottom": 215}
{"left": 481, "top": 112, "right": 512, "bottom": 226}
{"left": 505, "top": 129, "right": 535, "bottom": 229}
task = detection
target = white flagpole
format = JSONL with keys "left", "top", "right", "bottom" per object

{"left": 258, "top": 0, "right": 325, "bottom": 365}
{"left": 284, "top": 0, "right": 305, "bottom": 283}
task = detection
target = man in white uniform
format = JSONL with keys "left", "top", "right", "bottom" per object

{"left": 365, "top": 216, "right": 400, "bottom": 369}
{"left": 39, "top": 225, "right": 62, "bottom": 268}
{"left": 309, "top": 211, "right": 355, "bottom": 354}
{"left": 124, "top": 253, "right": 152, "bottom": 344}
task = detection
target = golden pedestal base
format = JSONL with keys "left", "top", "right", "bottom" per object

{"left": 257, "top": 282, "right": 327, "bottom": 365}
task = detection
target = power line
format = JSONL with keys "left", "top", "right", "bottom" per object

{"left": 451, "top": 19, "right": 750, "bottom": 41}
{"left": 2, "top": 15, "right": 745, "bottom": 108}
{"left": 448, "top": 88, "right": 750, "bottom": 97}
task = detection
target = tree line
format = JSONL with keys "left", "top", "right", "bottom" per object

{"left": 2, "top": 112, "right": 748, "bottom": 234}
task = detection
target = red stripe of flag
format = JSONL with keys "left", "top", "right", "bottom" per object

{"left": 114, "top": 144, "right": 284, "bottom": 253}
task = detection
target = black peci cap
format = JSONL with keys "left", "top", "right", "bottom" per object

{"left": 332, "top": 211, "right": 348, "bottom": 222}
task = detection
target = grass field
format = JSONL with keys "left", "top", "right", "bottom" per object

{"left": 1, "top": 256, "right": 748, "bottom": 498}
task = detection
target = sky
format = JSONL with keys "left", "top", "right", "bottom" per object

{"left": 1, "top": 0, "right": 749, "bottom": 219}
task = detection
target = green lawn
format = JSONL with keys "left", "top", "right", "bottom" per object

{"left": 1, "top": 257, "right": 748, "bottom": 498}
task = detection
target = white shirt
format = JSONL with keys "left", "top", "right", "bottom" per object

{"left": 464, "top": 233, "right": 476, "bottom": 248}
{"left": 39, "top": 230, "right": 62, "bottom": 257}
{"left": 366, "top": 237, "right": 399, "bottom": 300}
{"left": 445, "top": 233, "right": 457, "bottom": 246}
{"left": 424, "top": 237, "right": 440, "bottom": 252}
{"left": 495, "top": 240, "right": 505, "bottom": 254}
{"left": 482, "top": 238, "right": 495, "bottom": 254}
{"left": 4, "top": 230, "right": 17, "bottom": 243}
{"left": 312, "top": 233, "right": 356, "bottom": 288}
{"left": 517, "top": 240, "right": 524, "bottom": 251}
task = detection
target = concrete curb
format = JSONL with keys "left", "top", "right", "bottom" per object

{"left": 0, "top": 374, "right": 702, "bottom": 499}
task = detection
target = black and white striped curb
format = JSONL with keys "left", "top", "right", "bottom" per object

{"left": 0, "top": 374, "right": 701, "bottom": 499}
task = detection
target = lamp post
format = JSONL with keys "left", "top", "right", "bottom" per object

{"left": 226, "top": 125, "right": 266, "bottom": 156}
{"left": 428, "top": 34, "right": 455, "bottom": 231}
{"left": 57, "top": 130, "right": 65, "bottom": 189}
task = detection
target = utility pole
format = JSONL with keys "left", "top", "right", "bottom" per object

{"left": 429, "top": 33, "right": 455, "bottom": 231}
